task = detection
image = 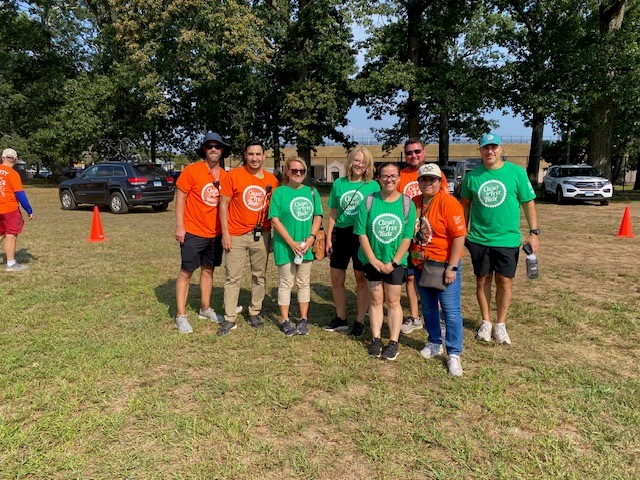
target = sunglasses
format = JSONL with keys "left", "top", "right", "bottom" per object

{"left": 405, "top": 149, "right": 423, "bottom": 156}
{"left": 289, "top": 168, "right": 306, "bottom": 175}
{"left": 204, "top": 143, "right": 223, "bottom": 150}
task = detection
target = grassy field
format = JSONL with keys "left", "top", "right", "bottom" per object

{"left": 1, "top": 186, "right": 639, "bottom": 479}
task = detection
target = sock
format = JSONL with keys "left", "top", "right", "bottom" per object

{"left": 7, "top": 260, "right": 16, "bottom": 267}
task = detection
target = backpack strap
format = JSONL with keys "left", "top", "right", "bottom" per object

{"left": 365, "top": 193, "right": 374, "bottom": 213}
{"left": 402, "top": 194, "right": 411, "bottom": 222}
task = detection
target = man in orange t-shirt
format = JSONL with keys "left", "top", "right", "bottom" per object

{"left": 396, "top": 138, "right": 427, "bottom": 333}
{"left": 173, "top": 132, "right": 230, "bottom": 334}
{"left": 1, "top": 148, "right": 34, "bottom": 272}
{"left": 217, "top": 139, "right": 279, "bottom": 335}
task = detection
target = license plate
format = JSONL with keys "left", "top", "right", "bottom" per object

{"left": 585, "top": 191, "right": 594, "bottom": 196}
{"left": 153, "top": 180, "right": 161, "bottom": 187}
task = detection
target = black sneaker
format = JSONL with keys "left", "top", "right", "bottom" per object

{"left": 247, "top": 315, "right": 264, "bottom": 329}
{"left": 368, "top": 338, "right": 383, "bottom": 358}
{"left": 281, "top": 320, "right": 297, "bottom": 337}
{"left": 323, "top": 317, "right": 349, "bottom": 332}
{"left": 296, "top": 318, "right": 309, "bottom": 335}
{"left": 217, "top": 321, "right": 237, "bottom": 336}
{"left": 349, "top": 321, "right": 365, "bottom": 337}
{"left": 381, "top": 341, "right": 399, "bottom": 361}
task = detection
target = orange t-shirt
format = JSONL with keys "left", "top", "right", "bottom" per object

{"left": 397, "top": 167, "right": 421, "bottom": 198}
{"left": 0, "top": 165, "right": 23, "bottom": 214}
{"left": 219, "top": 166, "right": 279, "bottom": 236}
{"left": 176, "top": 161, "right": 227, "bottom": 238}
{"left": 410, "top": 186, "right": 466, "bottom": 265}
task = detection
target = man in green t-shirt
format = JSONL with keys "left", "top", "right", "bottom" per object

{"left": 460, "top": 133, "right": 540, "bottom": 345}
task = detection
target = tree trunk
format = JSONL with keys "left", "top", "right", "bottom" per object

{"left": 634, "top": 158, "right": 640, "bottom": 190}
{"left": 438, "top": 112, "right": 449, "bottom": 166}
{"left": 527, "top": 110, "right": 544, "bottom": 185}
{"left": 297, "top": 144, "right": 312, "bottom": 185}
{"left": 587, "top": 97, "right": 614, "bottom": 178}
{"left": 150, "top": 128, "right": 157, "bottom": 163}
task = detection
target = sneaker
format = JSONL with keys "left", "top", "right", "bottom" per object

{"left": 296, "top": 318, "right": 309, "bottom": 335}
{"left": 476, "top": 322, "right": 493, "bottom": 342}
{"left": 493, "top": 323, "right": 512, "bottom": 345}
{"left": 235, "top": 305, "right": 244, "bottom": 314}
{"left": 175, "top": 314, "right": 193, "bottom": 334}
{"left": 448, "top": 354, "right": 463, "bottom": 377}
{"left": 349, "top": 321, "right": 365, "bottom": 337}
{"left": 197, "top": 307, "right": 224, "bottom": 323}
{"left": 5, "top": 263, "right": 29, "bottom": 272}
{"left": 420, "top": 342, "right": 444, "bottom": 359}
{"left": 217, "top": 321, "right": 237, "bottom": 336}
{"left": 401, "top": 316, "right": 423, "bottom": 334}
{"left": 381, "top": 341, "right": 399, "bottom": 361}
{"left": 323, "top": 317, "right": 349, "bottom": 332}
{"left": 368, "top": 338, "right": 382, "bottom": 358}
{"left": 247, "top": 315, "right": 264, "bottom": 329}
{"left": 281, "top": 320, "right": 297, "bottom": 336}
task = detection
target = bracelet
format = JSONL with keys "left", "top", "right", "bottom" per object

{"left": 309, "top": 233, "right": 317, "bottom": 239}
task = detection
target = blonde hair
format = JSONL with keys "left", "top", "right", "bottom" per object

{"left": 282, "top": 156, "right": 308, "bottom": 184}
{"left": 346, "top": 146, "right": 374, "bottom": 182}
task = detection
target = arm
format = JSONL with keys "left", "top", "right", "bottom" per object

{"left": 219, "top": 195, "right": 232, "bottom": 251}
{"left": 326, "top": 208, "right": 337, "bottom": 255}
{"left": 174, "top": 189, "right": 187, "bottom": 243}
{"left": 444, "top": 235, "right": 466, "bottom": 285}
{"left": 303, "top": 215, "right": 323, "bottom": 254}
{"left": 359, "top": 234, "right": 385, "bottom": 272}
{"left": 460, "top": 197, "right": 471, "bottom": 228}
{"left": 522, "top": 200, "right": 539, "bottom": 253}
{"left": 386, "top": 238, "right": 412, "bottom": 274}
{"left": 15, "top": 191, "right": 33, "bottom": 220}
{"left": 270, "top": 217, "right": 305, "bottom": 256}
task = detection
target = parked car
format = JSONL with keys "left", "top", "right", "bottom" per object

{"left": 541, "top": 164, "right": 613, "bottom": 205}
{"left": 441, "top": 165, "right": 460, "bottom": 196}
{"left": 59, "top": 161, "right": 175, "bottom": 213}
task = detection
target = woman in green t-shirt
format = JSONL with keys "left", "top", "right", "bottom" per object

{"left": 354, "top": 162, "right": 416, "bottom": 361}
{"left": 269, "top": 157, "right": 323, "bottom": 336}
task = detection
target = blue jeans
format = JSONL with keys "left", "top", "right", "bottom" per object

{"left": 415, "top": 263, "right": 463, "bottom": 355}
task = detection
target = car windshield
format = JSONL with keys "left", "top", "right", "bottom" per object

{"left": 134, "top": 164, "right": 168, "bottom": 176}
{"left": 560, "top": 167, "right": 600, "bottom": 177}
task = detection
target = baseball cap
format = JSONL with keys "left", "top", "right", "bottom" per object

{"left": 417, "top": 163, "right": 442, "bottom": 179}
{"left": 2, "top": 148, "right": 17, "bottom": 159}
{"left": 479, "top": 133, "right": 502, "bottom": 147}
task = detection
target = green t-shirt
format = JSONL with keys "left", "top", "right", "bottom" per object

{"left": 328, "top": 177, "right": 381, "bottom": 228}
{"left": 353, "top": 192, "right": 417, "bottom": 267}
{"left": 268, "top": 185, "right": 323, "bottom": 265}
{"left": 460, "top": 161, "right": 536, "bottom": 247}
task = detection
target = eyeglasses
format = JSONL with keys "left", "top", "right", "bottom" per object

{"left": 405, "top": 149, "right": 422, "bottom": 156}
{"left": 204, "top": 143, "right": 222, "bottom": 150}
{"left": 289, "top": 168, "right": 306, "bottom": 175}
{"left": 419, "top": 176, "right": 439, "bottom": 184}
{"left": 379, "top": 174, "right": 399, "bottom": 181}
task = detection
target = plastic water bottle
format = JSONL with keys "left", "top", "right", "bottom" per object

{"left": 523, "top": 243, "right": 538, "bottom": 280}
{"left": 294, "top": 241, "right": 306, "bottom": 265}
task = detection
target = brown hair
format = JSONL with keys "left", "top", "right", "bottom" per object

{"left": 282, "top": 156, "right": 308, "bottom": 184}
{"left": 346, "top": 146, "right": 374, "bottom": 182}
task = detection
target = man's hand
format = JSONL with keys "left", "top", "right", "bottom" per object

{"left": 175, "top": 226, "right": 186, "bottom": 244}
{"left": 222, "top": 233, "right": 232, "bottom": 251}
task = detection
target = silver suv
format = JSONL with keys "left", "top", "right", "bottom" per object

{"left": 541, "top": 164, "right": 613, "bottom": 205}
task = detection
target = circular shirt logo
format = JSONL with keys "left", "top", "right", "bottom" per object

{"left": 372, "top": 213, "right": 403, "bottom": 244}
{"left": 403, "top": 181, "right": 421, "bottom": 199}
{"left": 477, "top": 180, "right": 507, "bottom": 208}
{"left": 243, "top": 185, "right": 267, "bottom": 212}
{"left": 201, "top": 183, "right": 220, "bottom": 207}
{"left": 415, "top": 216, "right": 433, "bottom": 246}
{"left": 340, "top": 190, "right": 365, "bottom": 216}
{"left": 290, "top": 196, "right": 314, "bottom": 221}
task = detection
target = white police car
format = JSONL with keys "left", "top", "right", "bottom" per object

{"left": 541, "top": 164, "right": 613, "bottom": 205}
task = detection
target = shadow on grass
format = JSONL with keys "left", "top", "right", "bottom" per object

{"left": 14, "top": 248, "right": 37, "bottom": 265}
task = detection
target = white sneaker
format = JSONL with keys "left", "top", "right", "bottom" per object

{"left": 401, "top": 316, "right": 423, "bottom": 334}
{"left": 5, "top": 262, "right": 29, "bottom": 271}
{"left": 493, "top": 324, "right": 512, "bottom": 345}
{"left": 198, "top": 307, "right": 224, "bottom": 323}
{"left": 420, "top": 342, "right": 444, "bottom": 359}
{"left": 175, "top": 314, "right": 193, "bottom": 334}
{"left": 235, "top": 305, "right": 243, "bottom": 314}
{"left": 448, "top": 355, "right": 463, "bottom": 377}
{"left": 476, "top": 322, "right": 492, "bottom": 342}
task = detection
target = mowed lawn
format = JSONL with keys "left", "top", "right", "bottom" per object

{"left": 1, "top": 185, "right": 639, "bottom": 479}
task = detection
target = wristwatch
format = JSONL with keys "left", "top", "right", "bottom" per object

{"left": 391, "top": 261, "right": 399, "bottom": 268}
{"left": 447, "top": 265, "right": 458, "bottom": 271}
{"left": 529, "top": 229, "right": 540, "bottom": 235}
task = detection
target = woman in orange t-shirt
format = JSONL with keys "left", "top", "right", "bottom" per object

{"left": 409, "top": 163, "right": 466, "bottom": 376}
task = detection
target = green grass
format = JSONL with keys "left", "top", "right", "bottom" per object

{"left": 0, "top": 187, "right": 639, "bottom": 479}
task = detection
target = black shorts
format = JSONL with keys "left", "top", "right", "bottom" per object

{"left": 362, "top": 263, "right": 407, "bottom": 286}
{"left": 180, "top": 233, "right": 223, "bottom": 272}
{"left": 466, "top": 240, "right": 519, "bottom": 279}
{"left": 329, "top": 226, "right": 365, "bottom": 271}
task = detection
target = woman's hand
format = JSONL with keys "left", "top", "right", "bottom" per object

{"left": 444, "top": 267, "right": 457, "bottom": 285}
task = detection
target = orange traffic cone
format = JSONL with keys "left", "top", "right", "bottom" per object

{"left": 616, "top": 206, "right": 634, "bottom": 238}
{"left": 87, "top": 206, "right": 107, "bottom": 242}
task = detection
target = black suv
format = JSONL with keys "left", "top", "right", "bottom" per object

{"left": 59, "top": 161, "right": 175, "bottom": 214}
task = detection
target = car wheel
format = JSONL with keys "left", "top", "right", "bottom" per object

{"left": 109, "top": 192, "right": 129, "bottom": 214}
{"left": 556, "top": 188, "right": 565, "bottom": 205}
{"left": 152, "top": 202, "right": 169, "bottom": 212}
{"left": 600, "top": 199, "right": 610, "bottom": 206}
{"left": 60, "top": 190, "right": 77, "bottom": 210}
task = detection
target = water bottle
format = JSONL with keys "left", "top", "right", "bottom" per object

{"left": 523, "top": 243, "right": 538, "bottom": 280}
{"left": 294, "top": 241, "right": 306, "bottom": 265}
